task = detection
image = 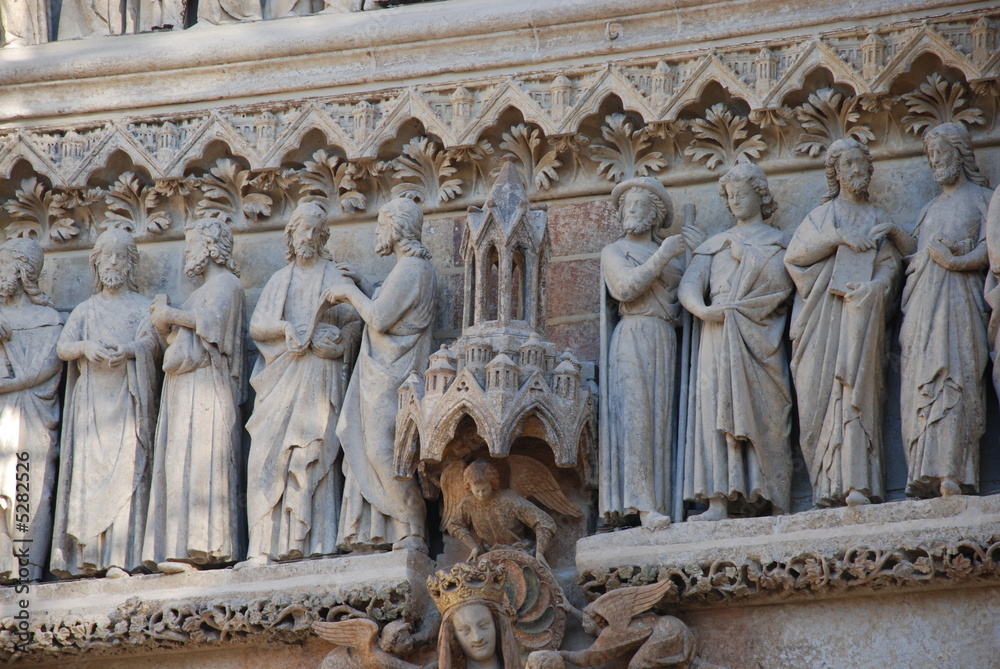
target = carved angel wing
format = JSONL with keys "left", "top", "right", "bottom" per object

{"left": 586, "top": 579, "right": 673, "bottom": 632}
{"left": 439, "top": 460, "right": 468, "bottom": 531}
{"left": 313, "top": 618, "right": 379, "bottom": 649}
{"left": 507, "top": 454, "right": 581, "bottom": 518}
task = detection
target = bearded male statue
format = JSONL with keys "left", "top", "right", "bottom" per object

{"left": 599, "top": 177, "right": 686, "bottom": 530}
{"left": 143, "top": 218, "right": 247, "bottom": 573}
{"left": 899, "top": 122, "right": 993, "bottom": 498}
{"left": 241, "top": 201, "right": 361, "bottom": 567}
{"left": 326, "top": 197, "right": 436, "bottom": 554}
{"left": 51, "top": 228, "right": 161, "bottom": 578}
{"left": 785, "top": 138, "right": 913, "bottom": 508}
{"left": 0, "top": 239, "right": 62, "bottom": 581}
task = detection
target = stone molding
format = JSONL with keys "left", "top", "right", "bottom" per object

{"left": 1, "top": 0, "right": 993, "bottom": 122}
{"left": 2, "top": 8, "right": 997, "bottom": 251}
{"left": 576, "top": 495, "right": 1000, "bottom": 610}
{"left": 0, "top": 550, "right": 430, "bottom": 663}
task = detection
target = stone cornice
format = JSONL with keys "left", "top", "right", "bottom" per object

{"left": 0, "top": 0, "right": 996, "bottom": 124}
{"left": 576, "top": 495, "right": 1000, "bottom": 610}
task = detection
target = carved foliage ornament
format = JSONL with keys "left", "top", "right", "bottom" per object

{"left": 579, "top": 537, "right": 1000, "bottom": 609}
{"left": 0, "top": 13, "right": 995, "bottom": 248}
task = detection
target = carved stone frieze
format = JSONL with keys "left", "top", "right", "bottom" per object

{"left": 0, "top": 581, "right": 412, "bottom": 662}
{"left": 0, "top": 11, "right": 996, "bottom": 249}
{"left": 577, "top": 495, "right": 1000, "bottom": 610}
{"left": 579, "top": 536, "right": 1000, "bottom": 609}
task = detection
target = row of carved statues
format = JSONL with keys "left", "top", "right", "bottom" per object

{"left": 0, "top": 120, "right": 997, "bottom": 584}
{"left": 0, "top": 195, "right": 440, "bottom": 581}
{"left": 603, "top": 121, "right": 999, "bottom": 530}
{"left": 0, "top": 0, "right": 420, "bottom": 47}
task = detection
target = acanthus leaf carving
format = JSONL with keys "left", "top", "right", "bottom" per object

{"left": 793, "top": 88, "right": 875, "bottom": 157}
{"left": 495, "top": 123, "right": 563, "bottom": 191}
{"left": 589, "top": 114, "right": 667, "bottom": 183}
{"left": 300, "top": 150, "right": 366, "bottom": 214}
{"left": 104, "top": 171, "right": 171, "bottom": 235}
{"left": 684, "top": 103, "right": 768, "bottom": 169}
{"left": 196, "top": 158, "right": 274, "bottom": 227}
{"left": 445, "top": 139, "right": 494, "bottom": 195}
{"left": 901, "top": 73, "right": 986, "bottom": 135}
{"left": 392, "top": 136, "right": 462, "bottom": 206}
{"left": 2, "top": 177, "right": 80, "bottom": 243}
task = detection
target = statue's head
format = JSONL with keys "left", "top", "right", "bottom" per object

{"left": 464, "top": 459, "right": 501, "bottom": 501}
{"left": 184, "top": 217, "right": 239, "bottom": 278}
{"left": 377, "top": 197, "right": 431, "bottom": 259}
{"left": 823, "top": 138, "right": 873, "bottom": 203}
{"left": 923, "top": 122, "right": 989, "bottom": 188}
{"left": 0, "top": 237, "right": 52, "bottom": 306}
{"left": 90, "top": 228, "right": 139, "bottom": 293}
{"left": 284, "top": 201, "right": 331, "bottom": 262}
{"left": 719, "top": 162, "right": 776, "bottom": 223}
{"left": 428, "top": 561, "right": 518, "bottom": 669}
{"left": 611, "top": 177, "right": 672, "bottom": 240}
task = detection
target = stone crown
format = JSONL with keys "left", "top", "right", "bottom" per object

{"left": 426, "top": 561, "right": 508, "bottom": 614}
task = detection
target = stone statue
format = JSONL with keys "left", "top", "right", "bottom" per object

{"left": 57, "top": 0, "right": 134, "bottom": 40}
{"left": 785, "top": 138, "right": 912, "bottom": 508}
{"left": 326, "top": 196, "right": 436, "bottom": 554}
{"left": 679, "top": 163, "right": 793, "bottom": 521}
{"left": 138, "top": 0, "right": 185, "bottom": 31}
{"left": 901, "top": 123, "right": 992, "bottom": 498}
{"left": 196, "top": 0, "right": 260, "bottom": 25}
{"left": 142, "top": 218, "right": 247, "bottom": 573}
{"left": 0, "top": 239, "right": 62, "bottom": 582}
{"left": 440, "top": 457, "right": 580, "bottom": 563}
{"left": 1, "top": 0, "right": 48, "bottom": 46}
{"left": 989, "top": 173, "right": 1000, "bottom": 411}
{"left": 528, "top": 579, "right": 722, "bottom": 669}
{"left": 428, "top": 560, "right": 522, "bottom": 669}
{"left": 599, "top": 177, "right": 686, "bottom": 529}
{"left": 241, "top": 201, "right": 361, "bottom": 567}
{"left": 51, "top": 228, "right": 161, "bottom": 578}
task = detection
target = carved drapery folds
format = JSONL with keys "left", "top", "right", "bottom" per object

{"left": 2, "top": 12, "right": 997, "bottom": 250}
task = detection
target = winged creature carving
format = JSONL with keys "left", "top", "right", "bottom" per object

{"left": 313, "top": 618, "right": 423, "bottom": 669}
{"left": 440, "top": 456, "right": 581, "bottom": 563}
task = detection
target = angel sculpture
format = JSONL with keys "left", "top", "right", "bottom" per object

{"left": 312, "top": 618, "right": 423, "bottom": 669}
{"left": 527, "top": 580, "right": 722, "bottom": 669}
{"left": 441, "top": 456, "right": 581, "bottom": 563}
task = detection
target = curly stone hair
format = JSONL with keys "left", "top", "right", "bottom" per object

{"left": 184, "top": 217, "right": 239, "bottom": 276}
{"left": 719, "top": 162, "right": 778, "bottom": 222}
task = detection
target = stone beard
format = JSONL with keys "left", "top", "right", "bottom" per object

{"left": 901, "top": 123, "right": 992, "bottom": 498}
{"left": 599, "top": 178, "right": 684, "bottom": 528}
{"left": 333, "top": 197, "right": 436, "bottom": 552}
{"left": 245, "top": 203, "right": 361, "bottom": 563}
{"left": 142, "top": 219, "right": 248, "bottom": 570}
{"left": 784, "top": 140, "right": 902, "bottom": 507}
{"left": 0, "top": 239, "right": 63, "bottom": 581}
{"left": 51, "top": 229, "right": 161, "bottom": 577}
{"left": 680, "top": 165, "right": 793, "bottom": 518}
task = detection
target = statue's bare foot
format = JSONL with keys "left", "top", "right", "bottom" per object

{"left": 939, "top": 478, "right": 961, "bottom": 497}
{"left": 687, "top": 497, "right": 727, "bottom": 522}
{"left": 233, "top": 555, "right": 271, "bottom": 571}
{"left": 157, "top": 561, "right": 196, "bottom": 574}
{"left": 639, "top": 510, "right": 672, "bottom": 530}
{"left": 392, "top": 536, "right": 428, "bottom": 554}
{"left": 105, "top": 567, "right": 130, "bottom": 579}
{"left": 845, "top": 489, "right": 870, "bottom": 507}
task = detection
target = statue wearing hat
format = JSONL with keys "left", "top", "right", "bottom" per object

{"left": 599, "top": 177, "right": 687, "bottom": 530}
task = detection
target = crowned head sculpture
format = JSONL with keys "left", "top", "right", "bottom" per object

{"left": 428, "top": 561, "right": 520, "bottom": 669}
